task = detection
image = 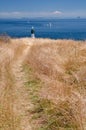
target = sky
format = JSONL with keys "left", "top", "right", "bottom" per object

{"left": 0, "top": 0, "right": 86, "bottom": 18}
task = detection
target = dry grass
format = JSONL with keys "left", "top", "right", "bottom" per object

{"left": 0, "top": 37, "right": 86, "bottom": 130}
{"left": 0, "top": 40, "right": 18, "bottom": 130}
{"left": 26, "top": 39, "right": 86, "bottom": 130}
{"left": 0, "top": 37, "right": 32, "bottom": 130}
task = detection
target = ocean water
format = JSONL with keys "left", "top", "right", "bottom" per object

{"left": 0, "top": 18, "right": 86, "bottom": 40}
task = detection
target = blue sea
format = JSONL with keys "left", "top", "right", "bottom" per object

{"left": 0, "top": 18, "right": 86, "bottom": 40}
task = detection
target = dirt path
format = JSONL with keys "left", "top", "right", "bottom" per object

{"left": 0, "top": 41, "right": 33, "bottom": 130}
{"left": 12, "top": 45, "right": 33, "bottom": 130}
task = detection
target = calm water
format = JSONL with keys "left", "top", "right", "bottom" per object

{"left": 0, "top": 18, "right": 86, "bottom": 40}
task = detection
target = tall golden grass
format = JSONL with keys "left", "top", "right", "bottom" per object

{"left": 26, "top": 39, "right": 86, "bottom": 130}
{"left": 0, "top": 37, "right": 30, "bottom": 130}
{"left": 0, "top": 37, "right": 86, "bottom": 130}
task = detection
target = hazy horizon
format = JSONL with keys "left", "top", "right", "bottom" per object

{"left": 0, "top": 0, "right": 86, "bottom": 18}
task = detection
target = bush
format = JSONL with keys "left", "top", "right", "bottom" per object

{"left": 0, "top": 33, "right": 11, "bottom": 43}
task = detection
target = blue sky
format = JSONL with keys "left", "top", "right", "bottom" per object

{"left": 0, "top": 0, "right": 86, "bottom": 18}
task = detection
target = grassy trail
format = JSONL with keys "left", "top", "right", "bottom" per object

{"left": 0, "top": 40, "right": 33, "bottom": 130}
{"left": 0, "top": 38, "right": 86, "bottom": 130}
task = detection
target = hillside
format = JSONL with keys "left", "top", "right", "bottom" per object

{"left": 0, "top": 37, "right": 86, "bottom": 130}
